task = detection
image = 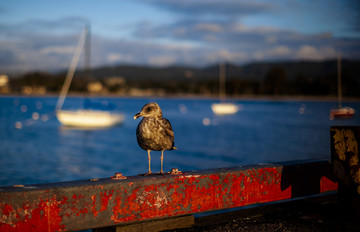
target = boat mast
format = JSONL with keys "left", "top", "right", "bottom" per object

{"left": 84, "top": 24, "right": 91, "bottom": 76}
{"left": 55, "top": 27, "right": 89, "bottom": 111}
{"left": 219, "top": 62, "right": 226, "bottom": 101}
{"left": 337, "top": 55, "right": 342, "bottom": 109}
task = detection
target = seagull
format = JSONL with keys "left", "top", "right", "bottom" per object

{"left": 134, "top": 102, "right": 176, "bottom": 175}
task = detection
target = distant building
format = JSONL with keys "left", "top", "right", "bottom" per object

{"left": 21, "top": 86, "right": 46, "bottom": 95}
{"left": 104, "top": 77, "right": 126, "bottom": 93}
{"left": 0, "top": 74, "right": 8, "bottom": 87}
{"left": 105, "top": 77, "right": 126, "bottom": 86}
{"left": 128, "top": 88, "right": 154, "bottom": 96}
{"left": 87, "top": 81, "right": 104, "bottom": 93}
{"left": 0, "top": 74, "right": 9, "bottom": 94}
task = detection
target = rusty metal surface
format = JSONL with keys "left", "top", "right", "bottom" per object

{"left": 0, "top": 160, "right": 337, "bottom": 231}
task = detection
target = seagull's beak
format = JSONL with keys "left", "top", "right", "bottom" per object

{"left": 134, "top": 112, "right": 141, "bottom": 120}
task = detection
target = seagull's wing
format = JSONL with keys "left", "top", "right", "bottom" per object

{"left": 162, "top": 118, "right": 174, "bottom": 139}
{"left": 162, "top": 118, "right": 176, "bottom": 149}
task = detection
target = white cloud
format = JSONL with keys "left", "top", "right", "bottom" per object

{"left": 148, "top": 55, "right": 177, "bottom": 66}
{"left": 231, "top": 22, "right": 279, "bottom": 34}
{"left": 231, "top": 23, "right": 249, "bottom": 33}
{"left": 107, "top": 54, "right": 122, "bottom": 62}
{"left": 268, "top": 46, "right": 292, "bottom": 56}
{"left": 195, "top": 23, "right": 223, "bottom": 33}
{"left": 296, "top": 45, "right": 318, "bottom": 59}
{"left": 161, "top": 42, "right": 195, "bottom": 50}
{"left": 206, "top": 49, "right": 247, "bottom": 63}
{"left": 253, "top": 51, "right": 264, "bottom": 60}
{"left": 252, "top": 46, "right": 292, "bottom": 61}
{"left": 106, "top": 53, "right": 134, "bottom": 63}
{"left": 296, "top": 45, "right": 337, "bottom": 59}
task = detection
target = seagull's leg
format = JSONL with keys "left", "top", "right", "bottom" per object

{"left": 160, "top": 150, "right": 164, "bottom": 174}
{"left": 147, "top": 150, "right": 152, "bottom": 175}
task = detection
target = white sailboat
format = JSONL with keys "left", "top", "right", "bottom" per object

{"left": 329, "top": 56, "right": 355, "bottom": 120}
{"left": 211, "top": 63, "right": 239, "bottom": 115}
{"left": 55, "top": 27, "right": 124, "bottom": 127}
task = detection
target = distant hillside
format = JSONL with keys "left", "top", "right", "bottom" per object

{"left": 9, "top": 59, "right": 360, "bottom": 97}
{"left": 73, "top": 65, "right": 212, "bottom": 82}
{"left": 72, "top": 59, "right": 360, "bottom": 82}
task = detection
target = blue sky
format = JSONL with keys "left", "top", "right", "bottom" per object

{"left": 1, "top": 0, "right": 359, "bottom": 73}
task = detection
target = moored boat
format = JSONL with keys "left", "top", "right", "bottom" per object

{"left": 211, "top": 103, "right": 239, "bottom": 115}
{"left": 55, "top": 26, "right": 124, "bottom": 127}
{"left": 329, "top": 55, "right": 355, "bottom": 120}
{"left": 330, "top": 107, "right": 355, "bottom": 120}
{"left": 56, "top": 110, "right": 124, "bottom": 127}
{"left": 211, "top": 63, "right": 239, "bottom": 115}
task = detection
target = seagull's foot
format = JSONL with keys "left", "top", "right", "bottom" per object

{"left": 157, "top": 170, "right": 165, "bottom": 175}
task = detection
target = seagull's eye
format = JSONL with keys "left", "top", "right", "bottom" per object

{"left": 146, "top": 106, "right": 152, "bottom": 112}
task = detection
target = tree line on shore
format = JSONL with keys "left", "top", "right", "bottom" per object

{"left": 5, "top": 59, "right": 360, "bottom": 97}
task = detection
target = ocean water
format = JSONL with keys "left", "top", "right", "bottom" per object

{"left": 0, "top": 96, "right": 359, "bottom": 186}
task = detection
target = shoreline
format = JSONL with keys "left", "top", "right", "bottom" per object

{"left": 1, "top": 93, "right": 360, "bottom": 102}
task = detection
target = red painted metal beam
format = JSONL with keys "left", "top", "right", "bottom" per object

{"left": 0, "top": 160, "right": 337, "bottom": 231}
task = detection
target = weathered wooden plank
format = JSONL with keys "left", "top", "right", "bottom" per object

{"left": 0, "top": 160, "right": 337, "bottom": 231}
{"left": 331, "top": 126, "right": 360, "bottom": 193}
{"left": 331, "top": 126, "right": 360, "bottom": 223}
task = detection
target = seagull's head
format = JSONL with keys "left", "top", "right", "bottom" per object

{"left": 134, "top": 102, "right": 163, "bottom": 119}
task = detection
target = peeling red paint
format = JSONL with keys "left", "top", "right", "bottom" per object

{"left": 101, "top": 191, "right": 113, "bottom": 212}
{"left": 0, "top": 160, "right": 338, "bottom": 231}
{"left": 91, "top": 195, "right": 98, "bottom": 217}
{"left": 0, "top": 196, "right": 66, "bottom": 232}
{"left": 2, "top": 204, "right": 13, "bottom": 216}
